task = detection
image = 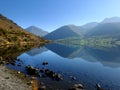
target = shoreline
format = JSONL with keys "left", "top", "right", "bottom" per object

{"left": 0, "top": 65, "right": 32, "bottom": 90}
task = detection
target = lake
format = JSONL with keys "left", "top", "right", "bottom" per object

{"left": 7, "top": 43, "right": 120, "bottom": 90}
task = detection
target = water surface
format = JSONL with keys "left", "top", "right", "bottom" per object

{"left": 7, "top": 43, "right": 120, "bottom": 90}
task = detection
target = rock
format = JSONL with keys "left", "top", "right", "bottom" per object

{"left": 45, "top": 69, "right": 49, "bottom": 72}
{"left": 38, "top": 85, "right": 46, "bottom": 90}
{"left": 40, "top": 68, "right": 45, "bottom": 73}
{"left": 42, "top": 74, "right": 46, "bottom": 78}
{"left": 17, "top": 71, "right": 21, "bottom": 74}
{"left": 17, "top": 63, "right": 21, "bottom": 66}
{"left": 74, "top": 84, "right": 83, "bottom": 89}
{"left": 45, "top": 69, "right": 50, "bottom": 75}
{"left": 49, "top": 71, "right": 56, "bottom": 78}
{"left": 42, "top": 61, "right": 48, "bottom": 65}
{"left": 68, "top": 88, "right": 82, "bottom": 90}
{"left": 27, "top": 82, "right": 31, "bottom": 85}
{"left": 69, "top": 84, "right": 84, "bottom": 90}
{"left": 38, "top": 74, "right": 41, "bottom": 77}
{"left": 40, "top": 68, "right": 63, "bottom": 81}
{"left": 31, "top": 76, "right": 35, "bottom": 80}
{"left": 27, "top": 81, "right": 33, "bottom": 85}
{"left": 71, "top": 76, "right": 76, "bottom": 80}
{"left": 5, "top": 77, "right": 10, "bottom": 79}
{"left": 10, "top": 62, "right": 15, "bottom": 66}
{"left": 16, "top": 58, "right": 20, "bottom": 61}
{"left": 55, "top": 74, "right": 62, "bottom": 81}
{"left": 45, "top": 69, "right": 56, "bottom": 78}
{"left": 96, "top": 84, "right": 104, "bottom": 90}
{"left": 0, "top": 61, "right": 5, "bottom": 65}
{"left": 24, "top": 74, "right": 28, "bottom": 77}
{"left": 40, "top": 82, "right": 44, "bottom": 85}
{"left": 25, "top": 65, "right": 38, "bottom": 75}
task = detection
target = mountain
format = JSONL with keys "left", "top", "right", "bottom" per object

{"left": 82, "top": 22, "right": 98, "bottom": 30}
{"left": 26, "top": 26, "right": 48, "bottom": 37}
{"left": 44, "top": 17, "right": 120, "bottom": 40}
{"left": 86, "top": 22, "right": 120, "bottom": 39}
{"left": 101, "top": 17, "right": 120, "bottom": 23}
{"left": 85, "top": 17, "right": 120, "bottom": 39}
{"left": 81, "top": 22, "right": 99, "bottom": 34}
{"left": 0, "top": 14, "right": 46, "bottom": 46}
{"left": 44, "top": 25, "right": 83, "bottom": 40}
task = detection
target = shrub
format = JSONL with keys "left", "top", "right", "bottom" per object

{"left": 9, "top": 26, "right": 13, "bottom": 29}
{"left": 12, "top": 36, "right": 18, "bottom": 42}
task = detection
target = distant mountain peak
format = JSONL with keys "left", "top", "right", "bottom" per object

{"left": 82, "top": 22, "right": 99, "bottom": 29}
{"left": 26, "top": 26, "right": 43, "bottom": 31}
{"left": 101, "top": 17, "right": 120, "bottom": 23}
{"left": 66, "top": 24, "right": 75, "bottom": 26}
{"left": 59, "top": 24, "right": 77, "bottom": 28}
{"left": 26, "top": 26, "right": 48, "bottom": 37}
{"left": 27, "top": 26, "right": 37, "bottom": 29}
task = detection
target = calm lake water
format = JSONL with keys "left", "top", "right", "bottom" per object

{"left": 7, "top": 43, "right": 120, "bottom": 90}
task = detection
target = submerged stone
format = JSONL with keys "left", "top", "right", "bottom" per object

{"left": 25, "top": 65, "right": 39, "bottom": 76}
{"left": 40, "top": 68, "right": 45, "bottom": 73}
{"left": 38, "top": 85, "right": 46, "bottom": 90}
{"left": 42, "top": 61, "right": 48, "bottom": 65}
{"left": 71, "top": 76, "right": 76, "bottom": 80}
{"left": 17, "top": 63, "right": 21, "bottom": 66}
{"left": 55, "top": 74, "right": 62, "bottom": 81}
{"left": 69, "top": 84, "right": 84, "bottom": 90}
{"left": 96, "top": 84, "right": 104, "bottom": 90}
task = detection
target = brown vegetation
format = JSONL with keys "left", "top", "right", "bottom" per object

{"left": 0, "top": 14, "right": 48, "bottom": 46}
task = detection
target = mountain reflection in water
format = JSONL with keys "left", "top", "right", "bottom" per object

{"left": 45, "top": 43, "right": 120, "bottom": 68}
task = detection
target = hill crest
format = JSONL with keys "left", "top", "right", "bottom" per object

{"left": 26, "top": 26, "right": 48, "bottom": 37}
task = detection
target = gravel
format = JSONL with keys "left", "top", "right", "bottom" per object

{"left": 0, "top": 65, "right": 31, "bottom": 90}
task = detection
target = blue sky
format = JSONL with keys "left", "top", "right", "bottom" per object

{"left": 0, "top": 0, "right": 120, "bottom": 32}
